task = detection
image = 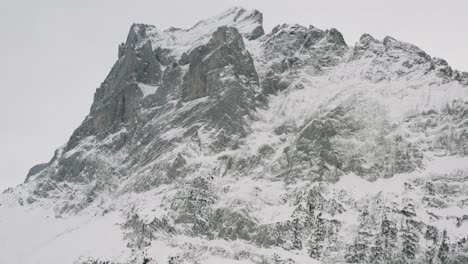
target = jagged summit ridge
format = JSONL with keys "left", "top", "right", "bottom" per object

{"left": 120, "top": 6, "right": 264, "bottom": 67}
{"left": 2, "top": 7, "right": 468, "bottom": 264}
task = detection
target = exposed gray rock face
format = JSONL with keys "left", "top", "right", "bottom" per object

{"left": 180, "top": 26, "right": 258, "bottom": 101}
{"left": 258, "top": 24, "right": 349, "bottom": 95}
{"left": 5, "top": 6, "right": 468, "bottom": 264}
{"left": 29, "top": 10, "right": 262, "bottom": 190}
{"left": 24, "top": 163, "right": 48, "bottom": 182}
{"left": 231, "top": 8, "right": 264, "bottom": 40}
{"left": 66, "top": 24, "right": 163, "bottom": 152}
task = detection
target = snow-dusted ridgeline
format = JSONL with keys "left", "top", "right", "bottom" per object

{"left": 1, "top": 6, "right": 468, "bottom": 264}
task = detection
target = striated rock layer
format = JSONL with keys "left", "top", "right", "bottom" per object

{"left": 1, "top": 6, "right": 468, "bottom": 264}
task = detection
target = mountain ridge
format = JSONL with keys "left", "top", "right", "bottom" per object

{"left": 2, "top": 6, "right": 468, "bottom": 264}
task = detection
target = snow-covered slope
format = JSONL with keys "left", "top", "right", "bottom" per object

{"left": 1, "top": 7, "right": 468, "bottom": 264}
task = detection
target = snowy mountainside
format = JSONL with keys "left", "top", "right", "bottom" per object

{"left": 1, "top": 6, "right": 468, "bottom": 264}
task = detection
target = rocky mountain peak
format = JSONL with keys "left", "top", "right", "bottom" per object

{"left": 194, "top": 6, "right": 264, "bottom": 40}
{"left": 357, "top": 33, "right": 380, "bottom": 49}
{"left": 359, "top": 33, "right": 378, "bottom": 43}
{"left": 2, "top": 7, "right": 468, "bottom": 264}
{"left": 325, "top": 28, "right": 347, "bottom": 47}
{"left": 126, "top": 23, "right": 154, "bottom": 46}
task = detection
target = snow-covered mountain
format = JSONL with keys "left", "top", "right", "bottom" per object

{"left": 1, "top": 7, "right": 468, "bottom": 264}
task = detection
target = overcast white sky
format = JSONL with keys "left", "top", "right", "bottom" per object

{"left": 0, "top": 0, "right": 467, "bottom": 191}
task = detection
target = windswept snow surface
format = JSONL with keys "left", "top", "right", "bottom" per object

{"left": 2, "top": 155, "right": 468, "bottom": 263}
{"left": 0, "top": 204, "right": 127, "bottom": 264}
{"left": 141, "top": 7, "right": 262, "bottom": 61}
